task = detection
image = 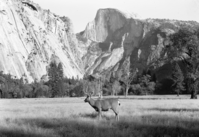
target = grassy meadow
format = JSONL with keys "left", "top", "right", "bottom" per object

{"left": 1, "top": 95, "right": 199, "bottom": 137}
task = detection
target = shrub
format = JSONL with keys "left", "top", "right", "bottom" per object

{"left": 22, "top": 84, "right": 33, "bottom": 98}
{"left": 35, "top": 84, "right": 50, "bottom": 98}
{"left": 69, "top": 84, "right": 84, "bottom": 97}
{"left": 131, "top": 84, "right": 142, "bottom": 95}
{"left": 112, "top": 80, "right": 121, "bottom": 95}
{"left": 131, "top": 75, "right": 156, "bottom": 95}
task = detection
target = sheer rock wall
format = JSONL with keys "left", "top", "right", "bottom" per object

{"left": 0, "top": 0, "right": 84, "bottom": 82}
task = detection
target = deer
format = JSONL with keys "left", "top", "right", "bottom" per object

{"left": 84, "top": 94, "right": 121, "bottom": 121}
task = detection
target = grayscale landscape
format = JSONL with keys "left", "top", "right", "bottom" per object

{"left": 0, "top": 0, "right": 199, "bottom": 136}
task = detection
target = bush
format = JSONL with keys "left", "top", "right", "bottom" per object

{"left": 147, "top": 82, "right": 156, "bottom": 94}
{"left": 130, "top": 75, "right": 156, "bottom": 95}
{"left": 131, "top": 84, "right": 142, "bottom": 95}
{"left": 112, "top": 80, "right": 121, "bottom": 95}
{"left": 22, "top": 84, "right": 34, "bottom": 98}
{"left": 69, "top": 84, "right": 84, "bottom": 97}
{"left": 61, "top": 81, "right": 82, "bottom": 97}
{"left": 35, "top": 84, "right": 50, "bottom": 98}
{"left": 62, "top": 82, "right": 71, "bottom": 96}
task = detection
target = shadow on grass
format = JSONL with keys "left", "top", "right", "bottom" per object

{"left": 80, "top": 113, "right": 98, "bottom": 119}
{"left": 79, "top": 113, "right": 113, "bottom": 121}
{"left": 0, "top": 130, "right": 46, "bottom": 137}
{"left": 149, "top": 108, "right": 199, "bottom": 112}
{"left": 1, "top": 114, "right": 199, "bottom": 137}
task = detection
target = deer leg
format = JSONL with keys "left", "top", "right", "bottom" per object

{"left": 98, "top": 109, "right": 102, "bottom": 120}
{"left": 116, "top": 113, "right": 119, "bottom": 121}
{"left": 113, "top": 109, "right": 119, "bottom": 121}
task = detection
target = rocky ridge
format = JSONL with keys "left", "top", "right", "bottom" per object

{"left": 78, "top": 8, "right": 199, "bottom": 83}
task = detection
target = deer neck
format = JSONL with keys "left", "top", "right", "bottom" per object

{"left": 88, "top": 98, "right": 95, "bottom": 107}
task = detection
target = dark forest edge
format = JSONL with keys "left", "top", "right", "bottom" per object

{"left": 0, "top": 27, "right": 199, "bottom": 99}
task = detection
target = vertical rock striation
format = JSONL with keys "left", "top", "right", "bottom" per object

{"left": 0, "top": 0, "right": 84, "bottom": 82}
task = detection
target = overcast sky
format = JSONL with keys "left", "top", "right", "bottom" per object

{"left": 32, "top": 0, "right": 199, "bottom": 33}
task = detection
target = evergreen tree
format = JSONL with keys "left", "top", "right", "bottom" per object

{"left": 48, "top": 62, "right": 64, "bottom": 97}
{"left": 48, "top": 62, "right": 57, "bottom": 97}
{"left": 171, "top": 62, "right": 185, "bottom": 96}
{"left": 167, "top": 28, "right": 199, "bottom": 99}
{"left": 58, "top": 63, "right": 64, "bottom": 80}
{"left": 57, "top": 63, "right": 64, "bottom": 96}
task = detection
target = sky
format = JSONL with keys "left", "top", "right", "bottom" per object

{"left": 32, "top": 0, "right": 199, "bottom": 33}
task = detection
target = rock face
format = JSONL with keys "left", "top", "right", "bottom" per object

{"left": 1, "top": 0, "right": 199, "bottom": 85}
{"left": 79, "top": 8, "right": 199, "bottom": 85}
{"left": 0, "top": 0, "right": 84, "bottom": 82}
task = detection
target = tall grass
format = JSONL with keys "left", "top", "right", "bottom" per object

{"left": 1, "top": 96, "right": 199, "bottom": 137}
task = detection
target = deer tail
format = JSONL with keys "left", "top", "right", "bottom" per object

{"left": 118, "top": 100, "right": 121, "bottom": 106}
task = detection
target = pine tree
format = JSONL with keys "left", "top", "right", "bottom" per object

{"left": 168, "top": 28, "right": 199, "bottom": 99}
{"left": 48, "top": 62, "right": 64, "bottom": 97}
{"left": 57, "top": 63, "right": 64, "bottom": 96}
{"left": 48, "top": 62, "right": 57, "bottom": 97}
{"left": 58, "top": 63, "right": 64, "bottom": 80}
{"left": 171, "top": 62, "right": 185, "bottom": 96}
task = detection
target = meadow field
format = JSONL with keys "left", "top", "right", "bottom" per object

{"left": 1, "top": 95, "right": 199, "bottom": 137}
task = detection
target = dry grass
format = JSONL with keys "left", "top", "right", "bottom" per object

{"left": 1, "top": 95, "right": 199, "bottom": 137}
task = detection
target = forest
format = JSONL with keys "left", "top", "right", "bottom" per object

{"left": 0, "top": 27, "right": 199, "bottom": 99}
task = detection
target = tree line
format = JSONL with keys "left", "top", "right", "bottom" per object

{"left": 0, "top": 27, "right": 199, "bottom": 99}
{"left": 0, "top": 61, "right": 84, "bottom": 98}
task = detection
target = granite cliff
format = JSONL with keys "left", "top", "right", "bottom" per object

{"left": 78, "top": 8, "right": 199, "bottom": 87}
{"left": 0, "top": 0, "right": 84, "bottom": 82}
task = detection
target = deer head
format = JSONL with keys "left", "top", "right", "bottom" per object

{"left": 84, "top": 94, "right": 91, "bottom": 102}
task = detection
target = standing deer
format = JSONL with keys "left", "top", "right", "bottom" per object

{"left": 84, "top": 94, "right": 121, "bottom": 121}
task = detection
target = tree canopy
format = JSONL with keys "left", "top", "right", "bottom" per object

{"left": 167, "top": 28, "right": 199, "bottom": 99}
